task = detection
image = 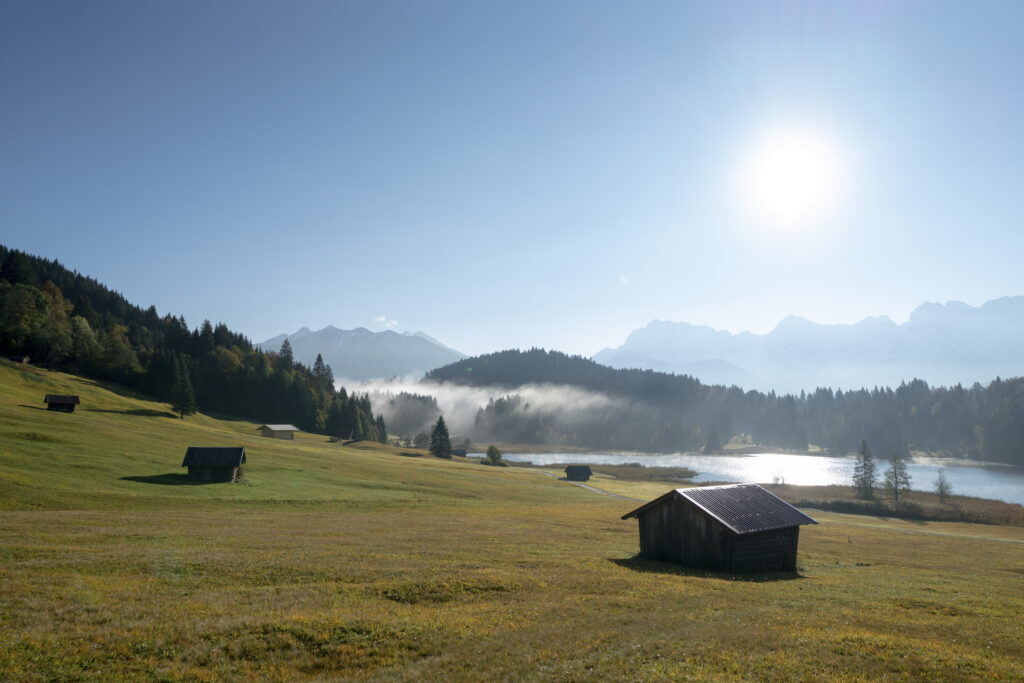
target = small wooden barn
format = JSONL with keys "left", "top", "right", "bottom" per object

{"left": 44, "top": 394, "right": 80, "bottom": 413}
{"left": 621, "top": 484, "right": 816, "bottom": 572}
{"left": 181, "top": 447, "right": 246, "bottom": 482}
{"left": 257, "top": 424, "right": 299, "bottom": 440}
{"left": 565, "top": 465, "right": 592, "bottom": 481}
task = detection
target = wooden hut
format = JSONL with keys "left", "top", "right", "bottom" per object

{"left": 621, "top": 484, "right": 816, "bottom": 572}
{"left": 44, "top": 394, "right": 80, "bottom": 413}
{"left": 181, "top": 447, "right": 246, "bottom": 482}
{"left": 564, "top": 465, "right": 592, "bottom": 481}
{"left": 257, "top": 424, "right": 299, "bottom": 440}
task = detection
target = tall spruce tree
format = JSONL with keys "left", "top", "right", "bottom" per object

{"left": 429, "top": 415, "right": 452, "bottom": 459}
{"left": 170, "top": 354, "right": 197, "bottom": 419}
{"left": 312, "top": 353, "right": 334, "bottom": 392}
{"left": 852, "top": 439, "right": 877, "bottom": 499}
{"left": 884, "top": 452, "right": 912, "bottom": 501}
{"left": 279, "top": 338, "right": 294, "bottom": 370}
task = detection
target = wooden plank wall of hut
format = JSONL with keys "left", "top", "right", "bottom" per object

{"left": 187, "top": 466, "right": 239, "bottom": 483}
{"left": 728, "top": 527, "right": 798, "bottom": 572}
{"left": 637, "top": 497, "right": 729, "bottom": 568}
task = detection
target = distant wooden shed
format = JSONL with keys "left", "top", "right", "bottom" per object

{"left": 181, "top": 447, "right": 246, "bottom": 482}
{"left": 257, "top": 424, "right": 299, "bottom": 440}
{"left": 44, "top": 394, "right": 80, "bottom": 413}
{"left": 451, "top": 448, "right": 467, "bottom": 457}
{"left": 564, "top": 465, "right": 592, "bottom": 481}
{"left": 622, "top": 484, "right": 817, "bottom": 573}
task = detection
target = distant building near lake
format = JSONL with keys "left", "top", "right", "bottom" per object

{"left": 44, "top": 394, "right": 79, "bottom": 413}
{"left": 622, "top": 484, "right": 816, "bottom": 573}
{"left": 257, "top": 424, "right": 299, "bottom": 440}
{"left": 182, "top": 447, "right": 246, "bottom": 482}
{"left": 564, "top": 465, "right": 592, "bottom": 481}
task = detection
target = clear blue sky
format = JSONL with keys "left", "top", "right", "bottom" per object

{"left": 3, "top": 1, "right": 1022, "bottom": 356}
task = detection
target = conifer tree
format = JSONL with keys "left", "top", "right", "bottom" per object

{"left": 852, "top": 439, "right": 876, "bottom": 499}
{"left": 430, "top": 415, "right": 452, "bottom": 458}
{"left": 312, "top": 353, "right": 334, "bottom": 392}
{"left": 170, "top": 354, "right": 197, "bottom": 419}
{"left": 883, "top": 452, "right": 912, "bottom": 501}
{"left": 279, "top": 338, "right": 294, "bottom": 370}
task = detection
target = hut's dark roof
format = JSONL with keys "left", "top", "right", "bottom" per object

{"left": 44, "top": 394, "right": 80, "bottom": 405}
{"left": 565, "top": 465, "right": 592, "bottom": 473}
{"left": 257, "top": 424, "right": 298, "bottom": 432}
{"left": 182, "top": 447, "right": 246, "bottom": 468}
{"left": 621, "top": 484, "right": 817, "bottom": 534}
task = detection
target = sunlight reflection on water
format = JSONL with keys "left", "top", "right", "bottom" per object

{"left": 471, "top": 452, "right": 1024, "bottom": 505}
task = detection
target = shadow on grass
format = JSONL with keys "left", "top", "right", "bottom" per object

{"left": 120, "top": 474, "right": 219, "bottom": 486}
{"left": 87, "top": 408, "right": 179, "bottom": 419}
{"left": 611, "top": 556, "right": 804, "bottom": 582}
{"left": 17, "top": 404, "right": 49, "bottom": 411}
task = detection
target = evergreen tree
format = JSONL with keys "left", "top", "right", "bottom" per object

{"left": 312, "top": 353, "right": 334, "bottom": 392}
{"left": 934, "top": 468, "right": 953, "bottom": 502}
{"left": 883, "top": 452, "right": 912, "bottom": 501}
{"left": 430, "top": 415, "right": 452, "bottom": 458}
{"left": 279, "top": 338, "right": 294, "bottom": 370}
{"left": 852, "top": 439, "right": 876, "bottom": 499}
{"left": 0, "top": 250, "right": 39, "bottom": 286}
{"left": 170, "top": 354, "right": 197, "bottom": 419}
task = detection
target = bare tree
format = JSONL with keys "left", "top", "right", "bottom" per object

{"left": 934, "top": 468, "right": 953, "bottom": 502}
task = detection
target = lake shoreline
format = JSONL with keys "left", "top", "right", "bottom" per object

{"left": 467, "top": 449, "right": 1024, "bottom": 505}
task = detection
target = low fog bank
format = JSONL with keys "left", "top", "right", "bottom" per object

{"left": 336, "top": 376, "right": 624, "bottom": 439}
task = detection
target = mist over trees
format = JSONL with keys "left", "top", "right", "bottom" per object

{"left": 428, "top": 349, "right": 1024, "bottom": 467}
{"left": 0, "top": 246, "right": 386, "bottom": 441}
{"left": 373, "top": 391, "right": 441, "bottom": 438}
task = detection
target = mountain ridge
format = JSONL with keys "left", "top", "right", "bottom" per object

{"left": 595, "top": 297, "right": 1024, "bottom": 393}
{"left": 259, "top": 326, "right": 467, "bottom": 381}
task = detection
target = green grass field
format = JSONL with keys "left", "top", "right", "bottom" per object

{"left": 2, "top": 361, "right": 1023, "bottom": 680}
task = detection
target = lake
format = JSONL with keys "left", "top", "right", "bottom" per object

{"left": 470, "top": 451, "right": 1024, "bottom": 505}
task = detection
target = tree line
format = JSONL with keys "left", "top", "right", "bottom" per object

{"left": 428, "top": 349, "right": 1024, "bottom": 467}
{"left": 0, "top": 246, "right": 387, "bottom": 441}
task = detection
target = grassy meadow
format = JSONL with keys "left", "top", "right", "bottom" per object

{"left": 1, "top": 361, "right": 1023, "bottom": 680}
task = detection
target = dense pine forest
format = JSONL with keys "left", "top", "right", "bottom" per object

{"left": 427, "top": 349, "right": 1024, "bottom": 467}
{"left": 0, "top": 246, "right": 386, "bottom": 441}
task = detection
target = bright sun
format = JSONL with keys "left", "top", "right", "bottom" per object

{"left": 741, "top": 128, "right": 843, "bottom": 228}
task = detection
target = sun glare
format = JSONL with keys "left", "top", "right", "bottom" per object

{"left": 741, "top": 128, "right": 843, "bottom": 228}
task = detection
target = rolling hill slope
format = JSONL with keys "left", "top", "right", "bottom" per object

{"left": 0, "top": 360, "right": 564, "bottom": 511}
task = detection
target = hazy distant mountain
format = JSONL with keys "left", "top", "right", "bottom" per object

{"left": 260, "top": 326, "right": 466, "bottom": 381}
{"left": 593, "top": 297, "right": 1024, "bottom": 393}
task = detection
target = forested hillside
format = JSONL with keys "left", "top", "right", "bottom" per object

{"left": 428, "top": 349, "right": 1024, "bottom": 466}
{"left": 0, "top": 246, "right": 386, "bottom": 440}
